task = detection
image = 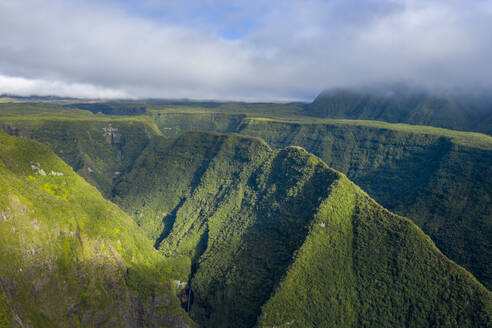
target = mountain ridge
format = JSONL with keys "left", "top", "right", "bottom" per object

{"left": 2, "top": 109, "right": 491, "bottom": 290}
{"left": 112, "top": 131, "right": 492, "bottom": 327}
{"left": 1, "top": 107, "right": 491, "bottom": 327}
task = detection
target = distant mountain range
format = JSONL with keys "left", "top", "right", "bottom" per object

{"left": 4, "top": 87, "right": 491, "bottom": 135}
{"left": 305, "top": 88, "right": 492, "bottom": 135}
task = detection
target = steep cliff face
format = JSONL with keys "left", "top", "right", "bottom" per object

{"left": 113, "top": 132, "right": 492, "bottom": 328}
{"left": 0, "top": 131, "right": 193, "bottom": 327}
{"left": 152, "top": 112, "right": 246, "bottom": 138}
{"left": 1, "top": 106, "right": 490, "bottom": 327}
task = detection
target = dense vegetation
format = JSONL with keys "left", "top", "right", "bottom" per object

{"left": 259, "top": 177, "right": 491, "bottom": 327}
{"left": 1, "top": 99, "right": 491, "bottom": 327}
{"left": 2, "top": 102, "right": 491, "bottom": 289}
{"left": 0, "top": 131, "right": 193, "bottom": 327}
{"left": 113, "top": 132, "right": 491, "bottom": 327}
{"left": 238, "top": 118, "right": 492, "bottom": 290}
{"left": 306, "top": 88, "right": 492, "bottom": 135}
{"left": 144, "top": 109, "right": 492, "bottom": 290}
{"left": 0, "top": 105, "right": 160, "bottom": 197}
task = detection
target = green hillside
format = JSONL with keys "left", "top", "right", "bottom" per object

{"left": 113, "top": 132, "right": 492, "bottom": 328}
{"left": 306, "top": 89, "right": 492, "bottom": 135}
{"left": 258, "top": 177, "right": 491, "bottom": 328}
{"left": 2, "top": 104, "right": 491, "bottom": 291}
{"left": 0, "top": 108, "right": 160, "bottom": 197}
{"left": 145, "top": 109, "right": 492, "bottom": 290}
{"left": 238, "top": 118, "right": 492, "bottom": 290}
{"left": 0, "top": 131, "right": 193, "bottom": 327}
{"left": 1, "top": 103, "right": 491, "bottom": 326}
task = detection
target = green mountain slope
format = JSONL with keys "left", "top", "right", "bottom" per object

{"left": 2, "top": 108, "right": 490, "bottom": 291}
{"left": 306, "top": 89, "right": 492, "bottom": 135}
{"left": 113, "top": 132, "right": 492, "bottom": 328}
{"left": 238, "top": 118, "right": 492, "bottom": 290}
{"left": 146, "top": 110, "right": 492, "bottom": 290}
{"left": 0, "top": 112, "right": 160, "bottom": 197}
{"left": 259, "top": 177, "right": 491, "bottom": 328}
{"left": 0, "top": 131, "right": 193, "bottom": 327}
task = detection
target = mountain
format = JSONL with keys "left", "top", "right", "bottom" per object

{"left": 148, "top": 109, "right": 492, "bottom": 290}
{"left": 112, "top": 132, "right": 491, "bottom": 327}
{"left": 2, "top": 105, "right": 491, "bottom": 291}
{"left": 0, "top": 131, "right": 193, "bottom": 327}
{"left": 305, "top": 88, "right": 492, "bottom": 135}
{"left": 237, "top": 117, "right": 492, "bottom": 290}
{"left": 1, "top": 103, "right": 491, "bottom": 326}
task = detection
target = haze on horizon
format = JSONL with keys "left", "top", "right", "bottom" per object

{"left": 1, "top": 0, "right": 491, "bottom": 101}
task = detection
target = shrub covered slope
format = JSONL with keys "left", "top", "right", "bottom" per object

{"left": 1, "top": 103, "right": 491, "bottom": 326}
{"left": 113, "top": 132, "right": 492, "bottom": 328}
{"left": 2, "top": 106, "right": 491, "bottom": 289}
{"left": 142, "top": 108, "right": 492, "bottom": 289}
{"left": 0, "top": 131, "right": 193, "bottom": 327}
{"left": 238, "top": 118, "right": 492, "bottom": 290}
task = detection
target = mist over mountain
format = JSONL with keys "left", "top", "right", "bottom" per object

{"left": 306, "top": 86, "right": 492, "bottom": 135}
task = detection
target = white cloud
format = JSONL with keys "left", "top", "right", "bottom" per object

{"left": 0, "top": 75, "right": 128, "bottom": 99}
{"left": 0, "top": 0, "right": 491, "bottom": 100}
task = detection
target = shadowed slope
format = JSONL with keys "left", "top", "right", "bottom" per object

{"left": 3, "top": 105, "right": 491, "bottom": 290}
{"left": 258, "top": 177, "right": 491, "bottom": 327}
{"left": 238, "top": 118, "right": 492, "bottom": 289}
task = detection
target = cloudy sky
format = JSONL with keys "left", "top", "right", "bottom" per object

{"left": 0, "top": 0, "right": 491, "bottom": 101}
